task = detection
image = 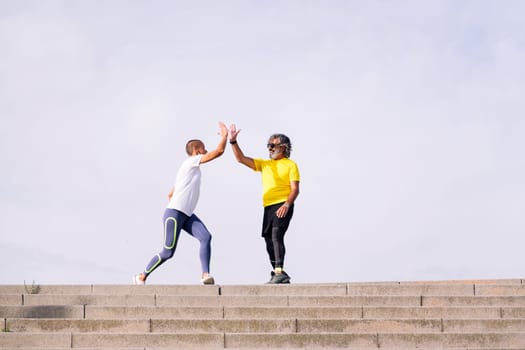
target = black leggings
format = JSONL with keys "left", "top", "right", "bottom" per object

{"left": 264, "top": 227, "right": 287, "bottom": 269}
{"left": 262, "top": 202, "right": 294, "bottom": 269}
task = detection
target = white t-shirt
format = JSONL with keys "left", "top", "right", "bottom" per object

{"left": 167, "top": 155, "right": 203, "bottom": 215}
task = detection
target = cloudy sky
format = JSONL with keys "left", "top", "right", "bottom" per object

{"left": 1, "top": 1, "right": 524, "bottom": 285}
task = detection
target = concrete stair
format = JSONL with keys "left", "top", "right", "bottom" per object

{"left": 1, "top": 279, "right": 525, "bottom": 349}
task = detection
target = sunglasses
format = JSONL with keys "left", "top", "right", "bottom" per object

{"left": 267, "top": 143, "right": 282, "bottom": 149}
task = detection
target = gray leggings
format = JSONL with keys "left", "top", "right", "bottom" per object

{"left": 144, "top": 208, "right": 212, "bottom": 276}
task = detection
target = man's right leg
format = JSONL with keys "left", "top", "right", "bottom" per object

{"left": 140, "top": 209, "right": 186, "bottom": 281}
{"left": 262, "top": 205, "right": 277, "bottom": 270}
{"left": 264, "top": 235, "right": 276, "bottom": 269}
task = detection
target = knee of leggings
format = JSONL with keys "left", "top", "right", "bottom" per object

{"left": 159, "top": 249, "right": 174, "bottom": 260}
{"left": 201, "top": 233, "right": 212, "bottom": 244}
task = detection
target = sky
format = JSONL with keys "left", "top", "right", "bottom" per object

{"left": 1, "top": 1, "right": 524, "bottom": 285}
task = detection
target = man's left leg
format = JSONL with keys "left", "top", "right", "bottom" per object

{"left": 184, "top": 214, "right": 214, "bottom": 284}
{"left": 267, "top": 226, "right": 290, "bottom": 284}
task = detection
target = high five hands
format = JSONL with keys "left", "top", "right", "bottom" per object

{"left": 229, "top": 124, "right": 241, "bottom": 141}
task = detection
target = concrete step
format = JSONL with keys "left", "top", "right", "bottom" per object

{"left": 8, "top": 294, "right": 525, "bottom": 308}
{"left": 2, "top": 348, "right": 525, "bottom": 350}
{"left": 362, "top": 306, "right": 506, "bottom": 319}
{"left": 156, "top": 295, "right": 290, "bottom": 307}
{"left": 221, "top": 283, "right": 481, "bottom": 296}
{"left": 7, "top": 318, "right": 525, "bottom": 333}
{"left": 503, "top": 307, "right": 525, "bottom": 318}
{"left": 289, "top": 295, "right": 525, "bottom": 307}
{"left": 396, "top": 279, "right": 523, "bottom": 285}
{"left": 0, "top": 348, "right": 145, "bottom": 350}
{"left": 6, "top": 319, "right": 151, "bottom": 333}
{"left": 1, "top": 279, "right": 523, "bottom": 296}
{"left": 345, "top": 284, "right": 476, "bottom": 296}
{"left": 22, "top": 294, "right": 156, "bottom": 306}
{"left": 1, "top": 349, "right": 525, "bottom": 350}
{"left": 4, "top": 332, "right": 520, "bottom": 348}
{"left": 296, "top": 318, "right": 525, "bottom": 332}
{"left": 0, "top": 333, "right": 225, "bottom": 348}
{"left": 4, "top": 294, "right": 424, "bottom": 307}
{"left": 476, "top": 285, "right": 525, "bottom": 296}
{"left": 0, "top": 285, "right": 219, "bottom": 296}
{"left": 220, "top": 284, "right": 348, "bottom": 296}
{"left": 71, "top": 332, "right": 224, "bottom": 348}
{"left": 422, "top": 296, "right": 525, "bottom": 307}
{"left": 5, "top": 319, "right": 295, "bottom": 333}
{"left": 1, "top": 280, "right": 524, "bottom": 349}
{"left": 226, "top": 306, "right": 508, "bottom": 319}
{"left": 224, "top": 332, "right": 525, "bottom": 348}
{"left": 88, "top": 305, "right": 524, "bottom": 319}
{"left": 0, "top": 305, "right": 84, "bottom": 318}
{"left": 2, "top": 332, "right": 525, "bottom": 348}
{"left": 0, "top": 333, "right": 71, "bottom": 348}
{"left": 4, "top": 305, "right": 525, "bottom": 320}
{"left": 0, "top": 296, "right": 21, "bottom": 307}
{"left": 85, "top": 305, "right": 224, "bottom": 319}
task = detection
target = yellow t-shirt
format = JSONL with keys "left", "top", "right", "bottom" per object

{"left": 253, "top": 157, "right": 300, "bottom": 207}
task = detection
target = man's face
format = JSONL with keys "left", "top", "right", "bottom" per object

{"left": 196, "top": 142, "right": 207, "bottom": 155}
{"left": 267, "top": 139, "right": 284, "bottom": 160}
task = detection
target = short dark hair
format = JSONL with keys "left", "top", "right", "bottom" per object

{"left": 269, "top": 134, "right": 292, "bottom": 158}
{"left": 185, "top": 139, "right": 202, "bottom": 155}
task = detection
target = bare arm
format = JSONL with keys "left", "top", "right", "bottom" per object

{"left": 168, "top": 186, "right": 174, "bottom": 200}
{"left": 200, "top": 122, "right": 228, "bottom": 164}
{"left": 229, "top": 124, "right": 256, "bottom": 170}
{"left": 276, "top": 181, "right": 300, "bottom": 218}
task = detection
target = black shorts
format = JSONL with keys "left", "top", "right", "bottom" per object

{"left": 261, "top": 202, "right": 294, "bottom": 237}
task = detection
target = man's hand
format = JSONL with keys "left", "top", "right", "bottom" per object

{"left": 218, "top": 122, "right": 228, "bottom": 138}
{"left": 229, "top": 124, "right": 241, "bottom": 141}
{"left": 276, "top": 203, "right": 289, "bottom": 218}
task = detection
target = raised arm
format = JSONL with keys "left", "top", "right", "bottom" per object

{"left": 229, "top": 124, "right": 256, "bottom": 170}
{"left": 200, "top": 122, "right": 228, "bottom": 164}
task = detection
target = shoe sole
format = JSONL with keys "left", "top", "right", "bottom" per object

{"left": 267, "top": 277, "right": 291, "bottom": 284}
{"left": 201, "top": 277, "right": 215, "bottom": 285}
{"left": 133, "top": 275, "right": 145, "bottom": 285}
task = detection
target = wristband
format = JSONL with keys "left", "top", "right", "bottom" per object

{"left": 229, "top": 140, "right": 237, "bottom": 145}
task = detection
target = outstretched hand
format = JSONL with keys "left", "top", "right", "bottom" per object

{"left": 229, "top": 124, "right": 241, "bottom": 141}
{"left": 218, "top": 122, "right": 228, "bottom": 138}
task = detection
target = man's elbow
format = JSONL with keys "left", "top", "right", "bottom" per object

{"left": 233, "top": 155, "right": 244, "bottom": 163}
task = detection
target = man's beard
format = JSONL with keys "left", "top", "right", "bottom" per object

{"left": 269, "top": 149, "right": 283, "bottom": 159}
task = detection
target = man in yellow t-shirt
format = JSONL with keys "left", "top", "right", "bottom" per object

{"left": 229, "top": 124, "right": 300, "bottom": 284}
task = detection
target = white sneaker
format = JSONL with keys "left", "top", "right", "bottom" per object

{"left": 201, "top": 275, "right": 215, "bottom": 285}
{"left": 133, "top": 274, "right": 145, "bottom": 285}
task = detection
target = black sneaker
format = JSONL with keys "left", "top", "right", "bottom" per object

{"left": 265, "top": 271, "right": 276, "bottom": 284}
{"left": 282, "top": 271, "right": 291, "bottom": 283}
{"left": 268, "top": 271, "right": 291, "bottom": 284}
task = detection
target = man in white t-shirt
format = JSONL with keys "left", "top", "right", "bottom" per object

{"left": 134, "top": 122, "right": 228, "bottom": 285}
